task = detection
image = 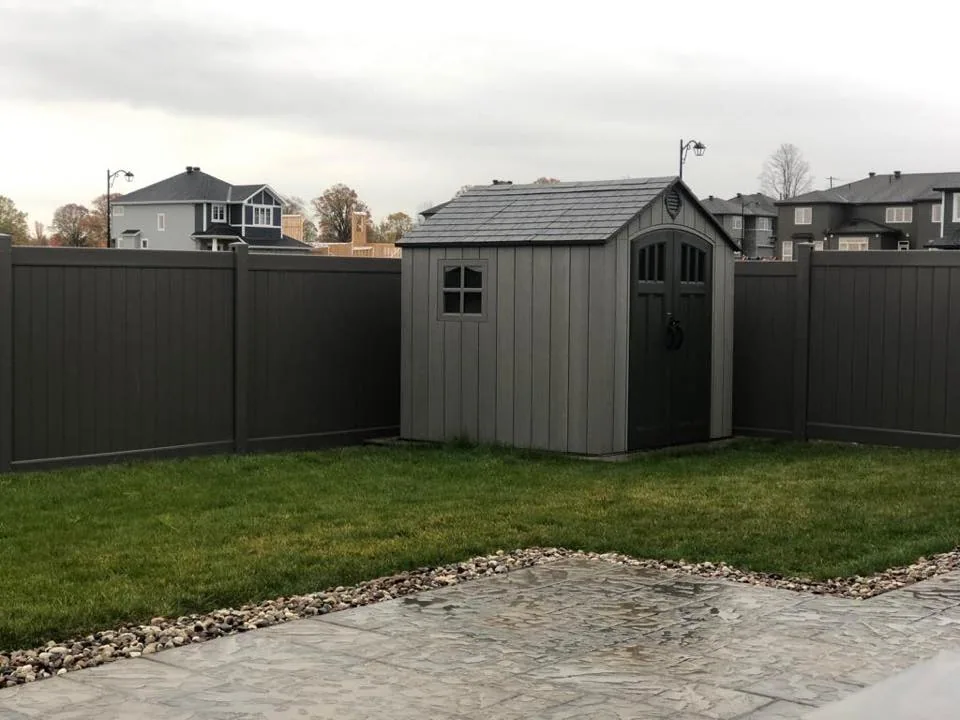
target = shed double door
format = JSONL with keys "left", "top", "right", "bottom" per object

{"left": 628, "top": 231, "right": 712, "bottom": 449}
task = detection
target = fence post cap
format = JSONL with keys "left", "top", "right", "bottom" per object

{"left": 0, "top": 233, "right": 11, "bottom": 250}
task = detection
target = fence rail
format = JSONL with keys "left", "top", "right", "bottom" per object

{"left": 0, "top": 235, "right": 401, "bottom": 473}
{"left": 735, "top": 246, "right": 960, "bottom": 449}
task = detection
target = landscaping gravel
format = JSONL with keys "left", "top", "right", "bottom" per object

{"left": 3, "top": 545, "right": 960, "bottom": 689}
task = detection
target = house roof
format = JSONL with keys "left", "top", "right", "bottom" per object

{"left": 830, "top": 218, "right": 902, "bottom": 236}
{"left": 114, "top": 169, "right": 277, "bottom": 204}
{"left": 120, "top": 229, "right": 141, "bottom": 235}
{"left": 701, "top": 196, "right": 741, "bottom": 216}
{"left": 398, "top": 177, "right": 737, "bottom": 249}
{"left": 192, "top": 223, "right": 242, "bottom": 239}
{"left": 252, "top": 234, "right": 312, "bottom": 249}
{"left": 191, "top": 225, "right": 310, "bottom": 249}
{"left": 728, "top": 193, "right": 778, "bottom": 216}
{"left": 778, "top": 172, "right": 960, "bottom": 206}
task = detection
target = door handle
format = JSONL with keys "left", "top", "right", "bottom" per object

{"left": 665, "top": 316, "right": 684, "bottom": 351}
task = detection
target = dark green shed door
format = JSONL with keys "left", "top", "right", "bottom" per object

{"left": 628, "top": 231, "right": 712, "bottom": 450}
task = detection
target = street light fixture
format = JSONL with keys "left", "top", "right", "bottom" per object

{"left": 678, "top": 139, "right": 706, "bottom": 180}
{"left": 106, "top": 169, "right": 134, "bottom": 248}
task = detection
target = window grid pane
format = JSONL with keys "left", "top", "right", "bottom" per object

{"left": 443, "top": 291, "right": 462, "bottom": 314}
{"left": 463, "top": 291, "right": 482, "bottom": 314}
{"left": 443, "top": 267, "right": 462, "bottom": 289}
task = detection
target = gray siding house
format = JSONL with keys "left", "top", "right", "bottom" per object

{"left": 775, "top": 171, "right": 960, "bottom": 259}
{"left": 111, "top": 167, "right": 311, "bottom": 253}
{"left": 397, "top": 177, "right": 739, "bottom": 455}
{"left": 702, "top": 194, "right": 777, "bottom": 259}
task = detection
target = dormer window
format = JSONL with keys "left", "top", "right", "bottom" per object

{"left": 252, "top": 207, "right": 273, "bottom": 226}
{"left": 211, "top": 203, "right": 226, "bottom": 223}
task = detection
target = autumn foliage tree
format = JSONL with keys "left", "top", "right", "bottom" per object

{"left": 51, "top": 203, "right": 92, "bottom": 247}
{"left": 311, "top": 184, "right": 370, "bottom": 243}
{"left": 0, "top": 195, "right": 30, "bottom": 245}
{"left": 85, "top": 193, "right": 123, "bottom": 247}
{"left": 377, "top": 212, "right": 414, "bottom": 244}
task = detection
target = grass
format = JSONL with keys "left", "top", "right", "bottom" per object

{"left": 2, "top": 439, "right": 960, "bottom": 650}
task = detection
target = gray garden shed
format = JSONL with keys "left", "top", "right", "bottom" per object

{"left": 397, "top": 177, "right": 738, "bottom": 455}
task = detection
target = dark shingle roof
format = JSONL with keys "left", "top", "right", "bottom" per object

{"left": 115, "top": 171, "right": 274, "bottom": 204}
{"left": 400, "top": 177, "right": 719, "bottom": 247}
{"left": 831, "top": 218, "right": 902, "bottom": 235}
{"left": 252, "top": 234, "right": 311, "bottom": 249}
{"left": 192, "top": 224, "right": 242, "bottom": 239}
{"left": 701, "top": 196, "right": 741, "bottom": 216}
{"left": 728, "top": 193, "right": 778, "bottom": 216}
{"left": 778, "top": 173, "right": 960, "bottom": 205}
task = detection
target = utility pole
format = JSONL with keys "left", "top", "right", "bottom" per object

{"left": 827, "top": 176, "right": 838, "bottom": 189}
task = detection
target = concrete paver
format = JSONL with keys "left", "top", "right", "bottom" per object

{"left": 2, "top": 557, "right": 960, "bottom": 719}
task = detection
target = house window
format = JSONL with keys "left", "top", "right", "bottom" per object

{"left": 141, "top": 239, "right": 149, "bottom": 249}
{"left": 756, "top": 217, "right": 772, "bottom": 231}
{"left": 252, "top": 206, "right": 274, "bottom": 226}
{"left": 898, "top": 240, "right": 911, "bottom": 251}
{"left": 781, "top": 241, "right": 794, "bottom": 261}
{"left": 954, "top": 193, "right": 960, "bottom": 222}
{"left": 838, "top": 237, "right": 870, "bottom": 251}
{"left": 211, "top": 204, "right": 226, "bottom": 222}
{"left": 813, "top": 240, "right": 824, "bottom": 251}
{"left": 112, "top": 206, "right": 124, "bottom": 217}
{"left": 932, "top": 204, "right": 942, "bottom": 224}
{"left": 794, "top": 207, "right": 812, "bottom": 225}
{"left": 157, "top": 213, "right": 165, "bottom": 231}
{"left": 731, "top": 216, "right": 743, "bottom": 231}
{"left": 885, "top": 206, "right": 913, "bottom": 224}
{"left": 440, "top": 262, "right": 486, "bottom": 319}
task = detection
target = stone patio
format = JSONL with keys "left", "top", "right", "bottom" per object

{"left": 2, "top": 557, "right": 960, "bottom": 719}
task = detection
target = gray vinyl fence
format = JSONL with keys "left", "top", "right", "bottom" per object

{"left": 0, "top": 235, "right": 400, "bottom": 473}
{"left": 734, "top": 244, "right": 960, "bottom": 448}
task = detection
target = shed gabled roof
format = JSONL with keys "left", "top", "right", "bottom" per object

{"left": 399, "top": 177, "right": 734, "bottom": 248}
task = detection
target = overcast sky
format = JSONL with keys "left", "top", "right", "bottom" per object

{"left": 2, "top": 0, "right": 960, "bottom": 227}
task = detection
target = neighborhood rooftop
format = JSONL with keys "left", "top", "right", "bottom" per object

{"left": 115, "top": 168, "right": 272, "bottom": 204}
{"left": 400, "top": 177, "right": 680, "bottom": 246}
{"left": 779, "top": 171, "right": 960, "bottom": 205}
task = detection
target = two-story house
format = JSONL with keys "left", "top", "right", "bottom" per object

{"left": 774, "top": 171, "right": 960, "bottom": 260}
{"left": 701, "top": 193, "right": 777, "bottom": 258}
{"left": 110, "top": 167, "right": 311, "bottom": 253}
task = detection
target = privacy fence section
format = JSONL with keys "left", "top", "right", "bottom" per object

{"left": 735, "top": 245, "right": 960, "bottom": 448}
{"left": 0, "top": 235, "right": 401, "bottom": 473}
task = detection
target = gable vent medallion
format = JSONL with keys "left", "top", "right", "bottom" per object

{"left": 664, "top": 189, "right": 682, "bottom": 219}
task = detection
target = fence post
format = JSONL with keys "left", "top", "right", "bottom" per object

{"left": 232, "top": 243, "right": 249, "bottom": 454}
{"left": 0, "top": 234, "right": 12, "bottom": 472}
{"left": 793, "top": 242, "right": 813, "bottom": 441}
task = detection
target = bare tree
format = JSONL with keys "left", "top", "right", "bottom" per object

{"left": 32, "top": 221, "right": 48, "bottom": 246}
{"left": 759, "top": 144, "right": 813, "bottom": 200}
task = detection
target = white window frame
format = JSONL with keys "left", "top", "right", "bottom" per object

{"left": 885, "top": 206, "right": 913, "bottom": 224}
{"left": 756, "top": 217, "right": 772, "bottom": 231}
{"left": 731, "top": 216, "right": 743, "bottom": 231}
{"left": 954, "top": 193, "right": 960, "bottom": 223}
{"left": 157, "top": 213, "right": 165, "bottom": 231}
{"left": 112, "top": 206, "right": 124, "bottom": 217}
{"left": 813, "top": 240, "right": 824, "bottom": 251}
{"left": 898, "top": 240, "right": 911, "bottom": 251}
{"left": 140, "top": 238, "right": 149, "bottom": 249}
{"left": 838, "top": 237, "right": 870, "bottom": 251}
{"left": 781, "top": 240, "right": 794, "bottom": 261}
{"left": 251, "top": 205, "right": 274, "bottom": 226}
{"left": 211, "top": 203, "right": 226, "bottom": 223}
{"left": 794, "top": 207, "right": 812, "bottom": 225}
{"left": 932, "top": 204, "right": 942, "bottom": 224}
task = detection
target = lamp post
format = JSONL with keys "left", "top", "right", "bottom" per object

{"left": 678, "top": 139, "right": 706, "bottom": 180}
{"left": 736, "top": 192, "right": 747, "bottom": 256}
{"left": 106, "top": 169, "right": 135, "bottom": 248}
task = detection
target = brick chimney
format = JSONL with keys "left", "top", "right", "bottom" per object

{"left": 351, "top": 211, "right": 368, "bottom": 245}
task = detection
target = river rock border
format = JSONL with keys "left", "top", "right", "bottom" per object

{"left": 3, "top": 545, "right": 959, "bottom": 688}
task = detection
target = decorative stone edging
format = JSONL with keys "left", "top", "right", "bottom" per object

{"left": 2, "top": 545, "right": 958, "bottom": 689}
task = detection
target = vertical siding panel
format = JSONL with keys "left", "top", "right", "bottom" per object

{"left": 710, "top": 246, "right": 725, "bottom": 437}
{"left": 78, "top": 267, "right": 97, "bottom": 455}
{"left": 400, "top": 252, "right": 413, "bottom": 438}
{"left": 549, "top": 247, "right": 571, "bottom": 451}
{"left": 850, "top": 267, "right": 871, "bottom": 429}
{"left": 427, "top": 248, "right": 445, "bottom": 439}
{"left": 586, "top": 243, "right": 616, "bottom": 454}
{"left": 410, "top": 251, "right": 431, "bottom": 439}
{"left": 567, "top": 247, "right": 590, "bottom": 453}
{"left": 880, "top": 267, "right": 902, "bottom": 430}
{"left": 443, "top": 248, "right": 462, "bottom": 439}
{"left": 94, "top": 267, "right": 112, "bottom": 452}
{"left": 125, "top": 268, "right": 143, "bottom": 451}
{"left": 929, "top": 266, "right": 950, "bottom": 433}
{"left": 866, "top": 268, "right": 886, "bottom": 427}
{"left": 513, "top": 247, "right": 534, "bottom": 447}
{"left": 140, "top": 269, "right": 158, "bottom": 450}
{"left": 613, "top": 231, "right": 630, "bottom": 452}
{"left": 897, "top": 267, "right": 918, "bottom": 431}
{"left": 530, "top": 249, "right": 552, "bottom": 449}
{"left": 61, "top": 267, "right": 81, "bottom": 458}
{"left": 460, "top": 248, "right": 480, "bottom": 441}
{"left": 721, "top": 251, "right": 735, "bottom": 437}
{"left": 477, "top": 247, "right": 499, "bottom": 443}
{"left": 108, "top": 268, "right": 125, "bottom": 452}
{"left": 12, "top": 269, "right": 31, "bottom": 461}
{"left": 945, "top": 269, "right": 960, "bottom": 434}
{"left": 495, "top": 249, "right": 516, "bottom": 444}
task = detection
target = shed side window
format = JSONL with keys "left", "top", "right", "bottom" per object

{"left": 441, "top": 262, "right": 485, "bottom": 318}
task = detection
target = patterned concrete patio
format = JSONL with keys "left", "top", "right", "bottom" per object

{"left": 2, "top": 557, "right": 960, "bottom": 719}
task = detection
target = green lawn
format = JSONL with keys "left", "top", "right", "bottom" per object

{"left": 2, "top": 439, "right": 960, "bottom": 650}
